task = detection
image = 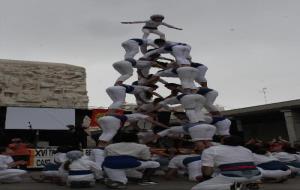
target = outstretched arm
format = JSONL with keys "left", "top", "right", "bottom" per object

{"left": 162, "top": 22, "right": 182, "bottom": 30}
{"left": 121, "top": 21, "right": 147, "bottom": 24}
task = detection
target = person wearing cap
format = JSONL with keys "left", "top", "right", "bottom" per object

{"left": 121, "top": 14, "right": 182, "bottom": 40}
{"left": 191, "top": 136, "right": 262, "bottom": 190}
{"left": 59, "top": 150, "right": 102, "bottom": 187}
{"left": 121, "top": 38, "right": 158, "bottom": 59}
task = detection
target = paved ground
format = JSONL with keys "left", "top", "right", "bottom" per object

{"left": 1, "top": 174, "right": 300, "bottom": 190}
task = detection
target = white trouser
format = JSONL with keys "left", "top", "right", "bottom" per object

{"left": 188, "top": 124, "right": 216, "bottom": 141}
{"left": 90, "top": 149, "right": 105, "bottom": 179}
{"left": 142, "top": 28, "right": 165, "bottom": 40}
{"left": 181, "top": 94, "right": 206, "bottom": 123}
{"left": 67, "top": 174, "right": 95, "bottom": 184}
{"left": 104, "top": 161, "right": 160, "bottom": 184}
{"left": 171, "top": 45, "right": 191, "bottom": 65}
{"left": 257, "top": 167, "right": 291, "bottom": 179}
{"left": 0, "top": 169, "right": 27, "bottom": 182}
{"left": 121, "top": 40, "right": 140, "bottom": 59}
{"left": 191, "top": 173, "right": 261, "bottom": 190}
{"left": 177, "top": 67, "right": 198, "bottom": 89}
{"left": 195, "top": 65, "right": 208, "bottom": 84}
{"left": 42, "top": 170, "right": 60, "bottom": 177}
{"left": 97, "top": 116, "right": 121, "bottom": 142}
{"left": 106, "top": 86, "right": 126, "bottom": 109}
{"left": 204, "top": 90, "right": 219, "bottom": 112}
{"left": 187, "top": 160, "right": 202, "bottom": 181}
{"left": 215, "top": 119, "right": 231, "bottom": 136}
{"left": 113, "top": 61, "right": 134, "bottom": 83}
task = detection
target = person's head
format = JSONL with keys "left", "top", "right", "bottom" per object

{"left": 269, "top": 142, "right": 284, "bottom": 152}
{"left": 154, "top": 39, "right": 166, "bottom": 47}
{"left": 66, "top": 150, "right": 83, "bottom": 161}
{"left": 165, "top": 83, "right": 180, "bottom": 90}
{"left": 150, "top": 14, "right": 164, "bottom": 22}
{"left": 245, "top": 144, "right": 267, "bottom": 155}
{"left": 222, "top": 135, "right": 244, "bottom": 146}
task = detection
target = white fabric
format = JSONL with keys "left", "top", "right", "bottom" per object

{"left": 106, "top": 86, "right": 126, "bottom": 109}
{"left": 53, "top": 153, "right": 67, "bottom": 163}
{"left": 201, "top": 145, "right": 255, "bottom": 167}
{"left": 168, "top": 155, "right": 196, "bottom": 169}
{"left": 272, "top": 152, "right": 297, "bottom": 163}
{"left": 171, "top": 44, "right": 191, "bottom": 65}
{"left": 113, "top": 60, "right": 134, "bottom": 83}
{"left": 204, "top": 90, "right": 219, "bottom": 112}
{"left": 90, "top": 149, "right": 105, "bottom": 168}
{"left": 187, "top": 160, "right": 202, "bottom": 181}
{"left": 104, "top": 160, "right": 160, "bottom": 184}
{"left": 59, "top": 158, "right": 102, "bottom": 183}
{"left": 194, "top": 64, "right": 208, "bottom": 84}
{"left": 177, "top": 67, "right": 198, "bottom": 89}
{"left": 214, "top": 119, "right": 231, "bottom": 136}
{"left": 0, "top": 169, "right": 27, "bottom": 182}
{"left": 257, "top": 167, "right": 291, "bottom": 180}
{"left": 98, "top": 116, "right": 121, "bottom": 142}
{"left": 0, "top": 155, "right": 13, "bottom": 170}
{"left": 252, "top": 153, "right": 278, "bottom": 165}
{"left": 122, "top": 40, "right": 140, "bottom": 59}
{"left": 105, "top": 142, "right": 151, "bottom": 160}
{"left": 180, "top": 94, "right": 206, "bottom": 123}
{"left": 125, "top": 113, "right": 149, "bottom": 122}
{"left": 191, "top": 173, "right": 261, "bottom": 190}
{"left": 189, "top": 124, "right": 216, "bottom": 141}
{"left": 142, "top": 28, "right": 165, "bottom": 39}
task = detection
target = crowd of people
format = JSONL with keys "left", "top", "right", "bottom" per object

{"left": 0, "top": 14, "right": 300, "bottom": 189}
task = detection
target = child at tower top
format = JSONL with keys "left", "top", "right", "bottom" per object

{"left": 121, "top": 14, "right": 182, "bottom": 40}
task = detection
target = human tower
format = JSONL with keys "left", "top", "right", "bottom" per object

{"left": 97, "top": 14, "right": 231, "bottom": 149}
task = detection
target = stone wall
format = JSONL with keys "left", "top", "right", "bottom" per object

{"left": 0, "top": 59, "right": 88, "bottom": 108}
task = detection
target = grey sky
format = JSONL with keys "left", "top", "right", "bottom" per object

{"left": 0, "top": 0, "right": 299, "bottom": 109}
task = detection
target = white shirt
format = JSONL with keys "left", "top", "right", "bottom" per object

{"left": 105, "top": 142, "right": 151, "bottom": 160}
{"left": 201, "top": 145, "right": 254, "bottom": 167}
{"left": 272, "top": 152, "right": 297, "bottom": 163}
{"left": 0, "top": 155, "right": 13, "bottom": 170}
{"left": 53, "top": 153, "right": 67, "bottom": 164}
{"left": 252, "top": 153, "right": 278, "bottom": 165}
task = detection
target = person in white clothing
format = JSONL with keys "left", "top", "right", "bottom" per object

{"left": 59, "top": 150, "right": 102, "bottom": 187}
{"left": 106, "top": 84, "right": 161, "bottom": 109}
{"left": 97, "top": 113, "right": 168, "bottom": 147}
{"left": 0, "top": 147, "right": 27, "bottom": 184}
{"left": 121, "top": 38, "right": 158, "bottom": 59}
{"left": 246, "top": 144, "right": 291, "bottom": 182}
{"left": 121, "top": 14, "right": 182, "bottom": 40}
{"left": 191, "top": 136, "right": 262, "bottom": 190}
{"left": 103, "top": 133, "right": 160, "bottom": 189}
{"left": 166, "top": 154, "right": 202, "bottom": 181}
{"left": 211, "top": 116, "right": 231, "bottom": 137}
{"left": 196, "top": 87, "right": 220, "bottom": 115}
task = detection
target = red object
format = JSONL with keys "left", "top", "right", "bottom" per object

{"left": 90, "top": 109, "right": 123, "bottom": 128}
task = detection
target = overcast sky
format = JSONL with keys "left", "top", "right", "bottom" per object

{"left": 0, "top": 0, "right": 299, "bottom": 110}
